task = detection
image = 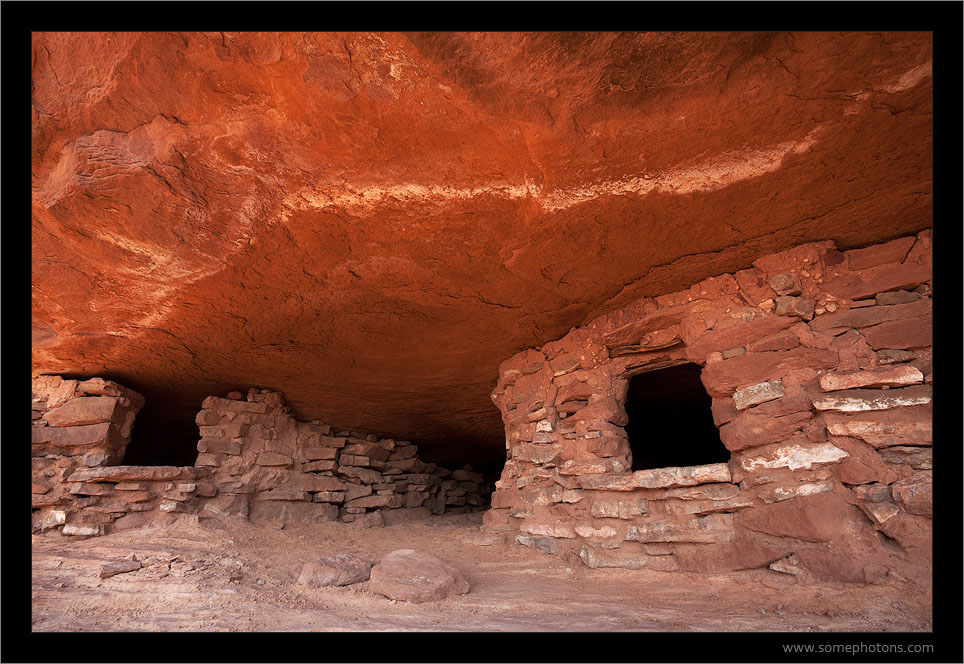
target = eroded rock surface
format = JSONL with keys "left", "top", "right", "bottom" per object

{"left": 368, "top": 549, "right": 470, "bottom": 603}
{"left": 31, "top": 32, "right": 932, "bottom": 465}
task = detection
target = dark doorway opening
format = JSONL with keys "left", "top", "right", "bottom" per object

{"left": 623, "top": 362, "right": 730, "bottom": 471}
{"left": 120, "top": 406, "right": 200, "bottom": 467}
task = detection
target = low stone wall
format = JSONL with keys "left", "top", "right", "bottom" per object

{"left": 193, "top": 388, "right": 490, "bottom": 525}
{"left": 485, "top": 232, "right": 932, "bottom": 583}
{"left": 32, "top": 378, "right": 489, "bottom": 536}
{"left": 29, "top": 376, "right": 196, "bottom": 536}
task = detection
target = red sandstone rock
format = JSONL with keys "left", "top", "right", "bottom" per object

{"left": 844, "top": 236, "right": 916, "bottom": 271}
{"left": 369, "top": 549, "right": 469, "bottom": 603}
{"left": 818, "top": 365, "right": 923, "bottom": 392}
{"left": 861, "top": 316, "right": 932, "bottom": 350}
{"left": 44, "top": 397, "right": 121, "bottom": 427}
{"left": 34, "top": 30, "right": 933, "bottom": 467}
{"left": 719, "top": 410, "right": 812, "bottom": 452}
{"left": 735, "top": 492, "right": 861, "bottom": 543}
{"left": 890, "top": 471, "right": 932, "bottom": 517}
{"left": 809, "top": 298, "right": 930, "bottom": 334}
{"left": 297, "top": 555, "right": 373, "bottom": 587}
{"left": 701, "top": 347, "right": 838, "bottom": 397}
{"left": 66, "top": 466, "right": 205, "bottom": 483}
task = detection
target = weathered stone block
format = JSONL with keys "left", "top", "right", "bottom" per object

{"left": 775, "top": 296, "right": 815, "bottom": 320}
{"left": 198, "top": 423, "right": 249, "bottom": 439}
{"left": 852, "top": 484, "right": 892, "bottom": 502}
{"left": 811, "top": 385, "right": 932, "bottom": 413}
{"left": 877, "top": 349, "right": 917, "bottom": 365}
{"left": 733, "top": 380, "right": 785, "bottom": 410}
{"left": 809, "top": 298, "right": 930, "bottom": 334}
{"left": 845, "top": 236, "right": 915, "bottom": 270}
{"left": 255, "top": 452, "right": 293, "bottom": 467}
{"left": 822, "top": 262, "right": 932, "bottom": 302}
{"left": 195, "top": 453, "right": 220, "bottom": 467}
{"left": 514, "top": 534, "right": 558, "bottom": 554}
{"left": 579, "top": 463, "right": 731, "bottom": 491}
{"left": 201, "top": 396, "right": 268, "bottom": 413}
{"left": 740, "top": 442, "right": 849, "bottom": 472}
{"left": 340, "top": 454, "right": 370, "bottom": 467}
{"left": 513, "top": 443, "right": 563, "bottom": 466}
{"left": 369, "top": 550, "right": 469, "bottom": 603}
{"left": 862, "top": 316, "right": 931, "bottom": 350}
{"left": 303, "top": 446, "right": 338, "bottom": 461}
{"left": 701, "top": 347, "right": 838, "bottom": 397}
{"left": 550, "top": 353, "right": 581, "bottom": 376}
{"left": 304, "top": 460, "right": 337, "bottom": 472}
{"left": 286, "top": 472, "right": 347, "bottom": 493}
{"left": 159, "top": 500, "right": 197, "bottom": 513}
{"left": 758, "top": 480, "right": 833, "bottom": 504}
{"left": 767, "top": 273, "right": 802, "bottom": 296}
{"left": 875, "top": 290, "right": 920, "bottom": 306}
{"left": 32, "top": 422, "right": 116, "bottom": 449}
{"left": 338, "top": 466, "right": 383, "bottom": 484}
{"left": 877, "top": 446, "right": 932, "bottom": 470}
{"left": 200, "top": 493, "right": 250, "bottom": 518}
{"left": 579, "top": 544, "right": 680, "bottom": 571}
{"left": 718, "top": 410, "right": 811, "bottom": 451}
{"left": 197, "top": 438, "right": 243, "bottom": 455}
{"left": 44, "top": 397, "right": 119, "bottom": 427}
{"left": 298, "top": 554, "right": 373, "bottom": 587}
{"left": 590, "top": 497, "right": 649, "bottom": 519}
{"left": 626, "top": 514, "right": 733, "bottom": 543}
{"left": 818, "top": 365, "right": 923, "bottom": 392}
{"left": 256, "top": 489, "right": 310, "bottom": 502}
{"left": 859, "top": 500, "right": 900, "bottom": 524}
{"left": 67, "top": 465, "right": 204, "bottom": 482}
{"left": 821, "top": 408, "right": 931, "bottom": 448}
{"left": 195, "top": 410, "right": 222, "bottom": 426}
{"left": 388, "top": 446, "right": 418, "bottom": 461}
{"left": 890, "top": 471, "right": 931, "bottom": 517}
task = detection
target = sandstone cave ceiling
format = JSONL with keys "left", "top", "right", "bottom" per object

{"left": 31, "top": 32, "right": 933, "bottom": 469}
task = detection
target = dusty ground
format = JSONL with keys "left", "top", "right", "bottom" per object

{"left": 31, "top": 512, "right": 931, "bottom": 633}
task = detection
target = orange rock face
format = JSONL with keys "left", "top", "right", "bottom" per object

{"left": 31, "top": 32, "right": 932, "bottom": 467}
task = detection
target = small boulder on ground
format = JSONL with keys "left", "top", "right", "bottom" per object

{"left": 369, "top": 549, "right": 469, "bottom": 603}
{"left": 99, "top": 560, "right": 141, "bottom": 578}
{"left": 297, "top": 554, "right": 373, "bottom": 587}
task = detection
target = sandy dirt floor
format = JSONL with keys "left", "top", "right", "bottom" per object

{"left": 30, "top": 512, "right": 932, "bottom": 633}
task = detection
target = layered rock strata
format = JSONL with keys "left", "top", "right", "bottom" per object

{"left": 485, "top": 232, "right": 932, "bottom": 583}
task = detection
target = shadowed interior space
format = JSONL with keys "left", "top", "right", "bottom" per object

{"left": 121, "top": 406, "right": 200, "bottom": 467}
{"left": 624, "top": 363, "right": 730, "bottom": 471}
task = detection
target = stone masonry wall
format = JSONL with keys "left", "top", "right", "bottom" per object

{"left": 32, "top": 379, "right": 489, "bottom": 537}
{"left": 485, "top": 231, "right": 932, "bottom": 584}
{"left": 193, "top": 388, "right": 490, "bottom": 525}
{"left": 31, "top": 376, "right": 209, "bottom": 536}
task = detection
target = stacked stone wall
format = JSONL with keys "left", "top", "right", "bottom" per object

{"left": 31, "top": 376, "right": 209, "bottom": 536}
{"left": 193, "top": 388, "right": 490, "bottom": 525}
{"left": 485, "top": 231, "right": 932, "bottom": 584}
{"left": 32, "top": 378, "right": 489, "bottom": 537}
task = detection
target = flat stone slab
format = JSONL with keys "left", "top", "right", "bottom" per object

{"left": 99, "top": 560, "right": 142, "bottom": 578}
{"left": 297, "top": 554, "right": 373, "bottom": 587}
{"left": 578, "top": 463, "right": 731, "bottom": 491}
{"left": 369, "top": 549, "right": 469, "bottom": 603}
{"left": 733, "top": 380, "right": 784, "bottom": 410}
{"left": 740, "top": 442, "right": 849, "bottom": 472}
{"left": 44, "top": 396, "right": 120, "bottom": 427}
{"left": 67, "top": 466, "right": 206, "bottom": 483}
{"left": 818, "top": 365, "right": 923, "bottom": 392}
{"left": 811, "top": 385, "right": 932, "bottom": 413}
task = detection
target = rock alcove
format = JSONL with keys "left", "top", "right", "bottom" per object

{"left": 32, "top": 32, "right": 932, "bottom": 587}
